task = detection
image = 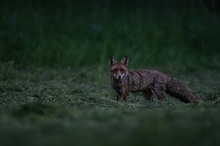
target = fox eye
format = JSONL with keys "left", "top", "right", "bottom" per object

{"left": 120, "top": 69, "right": 125, "bottom": 73}
{"left": 112, "top": 70, "right": 117, "bottom": 73}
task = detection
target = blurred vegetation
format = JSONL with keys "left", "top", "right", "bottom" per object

{"left": 0, "top": 0, "right": 219, "bottom": 69}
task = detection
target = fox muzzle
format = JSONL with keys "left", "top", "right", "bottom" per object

{"left": 114, "top": 73, "right": 127, "bottom": 81}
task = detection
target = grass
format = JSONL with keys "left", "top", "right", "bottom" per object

{"left": 0, "top": 62, "right": 220, "bottom": 146}
{"left": 0, "top": 0, "right": 220, "bottom": 145}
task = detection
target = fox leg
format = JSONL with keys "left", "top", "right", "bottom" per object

{"left": 120, "top": 85, "right": 129, "bottom": 101}
{"left": 122, "top": 93, "right": 129, "bottom": 101}
{"left": 122, "top": 88, "right": 129, "bottom": 101}
{"left": 152, "top": 83, "right": 166, "bottom": 100}
{"left": 116, "top": 91, "right": 121, "bottom": 101}
{"left": 142, "top": 89, "right": 153, "bottom": 100}
{"left": 116, "top": 88, "right": 129, "bottom": 101}
{"left": 116, "top": 93, "right": 128, "bottom": 101}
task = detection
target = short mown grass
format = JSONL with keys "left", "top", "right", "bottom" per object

{"left": 0, "top": 63, "right": 220, "bottom": 146}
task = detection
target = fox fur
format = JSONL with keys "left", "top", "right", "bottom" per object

{"left": 109, "top": 56, "right": 201, "bottom": 103}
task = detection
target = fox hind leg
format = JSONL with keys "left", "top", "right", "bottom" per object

{"left": 154, "top": 91, "right": 165, "bottom": 100}
{"left": 152, "top": 83, "right": 166, "bottom": 100}
{"left": 142, "top": 89, "right": 153, "bottom": 101}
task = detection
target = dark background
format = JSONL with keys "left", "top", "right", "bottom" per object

{"left": 0, "top": 0, "right": 219, "bottom": 69}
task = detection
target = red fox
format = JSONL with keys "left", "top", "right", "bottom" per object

{"left": 109, "top": 56, "right": 201, "bottom": 103}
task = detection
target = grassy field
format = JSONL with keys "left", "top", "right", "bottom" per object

{"left": 0, "top": 63, "right": 220, "bottom": 146}
{"left": 0, "top": 0, "right": 220, "bottom": 146}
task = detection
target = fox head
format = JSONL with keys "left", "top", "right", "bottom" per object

{"left": 109, "top": 56, "right": 129, "bottom": 81}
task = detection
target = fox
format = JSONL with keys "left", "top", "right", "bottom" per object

{"left": 109, "top": 56, "right": 201, "bottom": 103}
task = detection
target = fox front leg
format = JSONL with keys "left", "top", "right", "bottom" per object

{"left": 116, "top": 88, "right": 129, "bottom": 101}
{"left": 116, "top": 91, "right": 121, "bottom": 101}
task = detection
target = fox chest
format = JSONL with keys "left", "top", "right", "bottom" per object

{"left": 112, "top": 82, "right": 128, "bottom": 90}
{"left": 112, "top": 81, "right": 130, "bottom": 94}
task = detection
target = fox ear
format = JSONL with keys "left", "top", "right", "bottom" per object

{"left": 120, "top": 56, "right": 129, "bottom": 66}
{"left": 109, "top": 56, "right": 117, "bottom": 65}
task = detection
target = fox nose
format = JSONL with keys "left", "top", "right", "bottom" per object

{"left": 117, "top": 76, "right": 121, "bottom": 80}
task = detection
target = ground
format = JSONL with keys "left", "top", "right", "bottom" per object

{"left": 0, "top": 64, "right": 220, "bottom": 146}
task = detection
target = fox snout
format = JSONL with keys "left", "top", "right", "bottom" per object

{"left": 114, "top": 73, "right": 125, "bottom": 81}
{"left": 117, "top": 75, "right": 122, "bottom": 80}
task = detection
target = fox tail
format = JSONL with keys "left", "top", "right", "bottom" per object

{"left": 166, "top": 78, "right": 201, "bottom": 103}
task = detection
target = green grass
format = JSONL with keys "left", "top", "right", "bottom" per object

{"left": 0, "top": 0, "right": 220, "bottom": 145}
{"left": 0, "top": 63, "right": 220, "bottom": 146}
